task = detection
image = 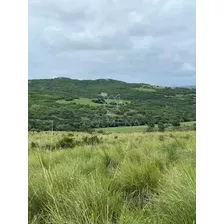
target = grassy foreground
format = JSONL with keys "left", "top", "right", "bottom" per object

{"left": 29, "top": 131, "right": 196, "bottom": 224}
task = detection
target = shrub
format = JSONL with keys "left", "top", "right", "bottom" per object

{"left": 158, "top": 122, "right": 165, "bottom": 132}
{"left": 92, "top": 98, "right": 106, "bottom": 104}
{"left": 146, "top": 121, "right": 155, "bottom": 132}
{"left": 172, "top": 120, "right": 180, "bottom": 127}
{"left": 159, "top": 135, "right": 165, "bottom": 141}
{"left": 56, "top": 136, "right": 76, "bottom": 149}
{"left": 96, "top": 130, "right": 105, "bottom": 134}
{"left": 82, "top": 136, "right": 101, "bottom": 145}
{"left": 148, "top": 121, "right": 155, "bottom": 128}
{"left": 30, "top": 142, "right": 37, "bottom": 148}
{"left": 146, "top": 126, "right": 154, "bottom": 132}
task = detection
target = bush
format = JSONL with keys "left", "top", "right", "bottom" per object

{"left": 31, "top": 142, "right": 37, "bottom": 148}
{"left": 82, "top": 136, "right": 101, "bottom": 145}
{"left": 92, "top": 98, "right": 106, "bottom": 104}
{"left": 159, "top": 135, "right": 165, "bottom": 141}
{"left": 146, "top": 126, "right": 154, "bottom": 132}
{"left": 158, "top": 122, "right": 165, "bottom": 132}
{"left": 172, "top": 121, "right": 180, "bottom": 127}
{"left": 56, "top": 136, "right": 77, "bottom": 149}
{"left": 65, "top": 97, "right": 73, "bottom": 101}
{"left": 146, "top": 121, "right": 155, "bottom": 132}
{"left": 96, "top": 130, "right": 105, "bottom": 134}
{"left": 148, "top": 121, "right": 155, "bottom": 128}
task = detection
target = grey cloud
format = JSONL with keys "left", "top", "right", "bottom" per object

{"left": 39, "top": 26, "right": 132, "bottom": 52}
{"left": 29, "top": 0, "right": 195, "bottom": 86}
{"left": 128, "top": 24, "right": 187, "bottom": 37}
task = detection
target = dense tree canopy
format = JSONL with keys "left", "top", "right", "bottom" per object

{"left": 28, "top": 78, "right": 196, "bottom": 131}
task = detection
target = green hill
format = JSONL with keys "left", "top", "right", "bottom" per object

{"left": 28, "top": 78, "right": 196, "bottom": 131}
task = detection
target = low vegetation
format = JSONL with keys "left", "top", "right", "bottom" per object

{"left": 29, "top": 131, "right": 196, "bottom": 224}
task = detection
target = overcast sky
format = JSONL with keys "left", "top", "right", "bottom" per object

{"left": 28, "top": 0, "right": 195, "bottom": 86}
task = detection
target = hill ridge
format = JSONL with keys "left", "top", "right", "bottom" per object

{"left": 28, "top": 77, "right": 196, "bottom": 131}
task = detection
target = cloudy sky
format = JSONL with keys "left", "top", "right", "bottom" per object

{"left": 28, "top": 0, "right": 195, "bottom": 86}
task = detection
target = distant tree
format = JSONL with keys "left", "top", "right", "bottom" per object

{"left": 172, "top": 120, "right": 180, "bottom": 127}
{"left": 146, "top": 125, "right": 154, "bottom": 132}
{"left": 65, "top": 97, "right": 73, "bottom": 101}
{"left": 92, "top": 98, "right": 106, "bottom": 104}
{"left": 148, "top": 121, "right": 155, "bottom": 128}
{"left": 158, "top": 122, "right": 165, "bottom": 132}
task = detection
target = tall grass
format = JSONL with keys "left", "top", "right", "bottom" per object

{"left": 29, "top": 131, "right": 196, "bottom": 224}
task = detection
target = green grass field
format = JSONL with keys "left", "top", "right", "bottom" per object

{"left": 97, "top": 121, "right": 196, "bottom": 133}
{"left": 134, "top": 87, "right": 157, "bottom": 92}
{"left": 56, "top": 98, "right": 102, "bottom": 106}
{"left": 29, "top": 131, "right": 196, "bottom": 224}
{"left": 133, "top": 84, "right": 166, "bottom": 92}
{"left": 56, "top": 97, "right": 131, "bottom": 107}
{"left": 97, "top": 125, "right": 148, "bottom": 133}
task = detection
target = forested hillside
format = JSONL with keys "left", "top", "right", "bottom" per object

{"left": 28, "top": 78, "right": 196, "bottom": 131}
